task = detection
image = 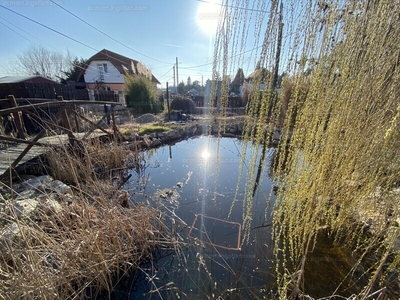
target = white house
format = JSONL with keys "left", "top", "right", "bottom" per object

{"left": 79, "top": 49, "right": 160, "bottom": 105}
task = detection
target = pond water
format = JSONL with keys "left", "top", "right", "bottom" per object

{"left": 113, "top": 136, "right": 363, "bottom": 299}
{"left": 120, "top": 136, "right": 277, "bottom": 299}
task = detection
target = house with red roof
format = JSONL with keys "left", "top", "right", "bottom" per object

{"left": 78, "top": 49, "right": 160, "bottom": 105}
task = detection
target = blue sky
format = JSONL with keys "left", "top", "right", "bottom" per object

{"left": 0, "top": 0, "right": 236, "bottom": 87}
{"left": 0, "top": 0, "right": 291, "bottom": 88}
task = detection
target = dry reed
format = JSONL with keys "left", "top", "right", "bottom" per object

{"left": 0, "top": 127, "right": 175, "bottom": 299}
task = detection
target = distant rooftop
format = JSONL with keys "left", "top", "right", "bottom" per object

{"left": 0, "top": 75, "right": 58, "bottom": 84}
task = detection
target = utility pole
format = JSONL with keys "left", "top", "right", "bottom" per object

{"left": 253, "top": 3, "right": 284, "bottom": 198}
{"left": 272, "top": 2, "right": 283, "bottom": 90}
{"left": 173, "top": 65, "right": 176, "bottom": 90}
{"left": 176, "top": 57, "right": 179, "bottom": 88}
{"left": 166, "top": 82, "right": 170, "bottom": 121}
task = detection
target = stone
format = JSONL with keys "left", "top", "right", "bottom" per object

{"left": 14, "top": 175, "right": 71, "bottom": 200}
{"left": 15, "top": 175, "right": 53, "bottom": 194}
{"left": 142, "top": 135, "right": 152, "bottom": 147}
{"left": 151, "top": 139, "right": 162, "bottom": 147}
{"left": 134, "top": 113, "right": 160, "bottom": 124}
{"left": 165, "top": 129, "right": 179, "bottom": 139}
{"left": 37, "top": 197, "right": 63, "bottom": 215}
{"left": 13, "top": 198, "right": 39, "bottom": 219}
{"left": 2, "top": 175, "right": 73, "bottom": 220}
{"left": 42, "top": 179, "right": 72, "bottom": 195}
{"left": 0, "top": 222, "right": 20, "bottom": 252}
{"left": 187, "top": 124, "right": 200, "bottom": 136}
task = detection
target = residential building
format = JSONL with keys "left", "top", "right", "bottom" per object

{"left": 78, "top": 49, "right": 160, "bottom": 105}
{"left": 230, "top": 68, "right": 245, "bottom": 96}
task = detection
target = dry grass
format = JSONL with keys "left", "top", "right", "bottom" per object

{"left": 0, "top": 132, "right": 175, "bottom": 299}
{"left": 46, "top": 137, "right": 132, "bottom": 186}
{"left": 0, "top": 192, "right": 170, "bottom": 299}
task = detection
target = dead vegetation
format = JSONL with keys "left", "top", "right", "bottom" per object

{"left": 0, "top": 132, "right": 177, "bottom": 299}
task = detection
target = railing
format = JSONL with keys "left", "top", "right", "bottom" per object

{"left": 0, "top": 95, "right": 124, "bottom": 179}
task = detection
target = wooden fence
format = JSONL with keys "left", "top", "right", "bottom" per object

{"left": 192, "top": 95, "right": 245, "bottom": 108}
{"left": 0, "top": 82, "right": 118, "bottom": 103}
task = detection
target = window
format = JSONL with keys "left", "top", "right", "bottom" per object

{"left": 103, "top": 63, "right": 108, "bottom": 73}
{"left": 97, "top": 63, "right": 104, "bottom": 81}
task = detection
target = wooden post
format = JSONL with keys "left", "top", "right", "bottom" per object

{"left": 8, "top": 95, "right": 25, "bottom": 139}
{"left": 111, "top": 104, "right": 117, "bottom": 134}
{"left": 73, "top": 105, "right": 80, "bottom": 133}
{"left": 57, "top": 96, "right": 76, "bottom": 147}
{"left": 110, "top": 104, "right": 125, "bottom": 142}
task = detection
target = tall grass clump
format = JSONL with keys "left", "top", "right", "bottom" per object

{"left": 47, "top": 138, "right": 130, "bottom": 186}
{"left": 0, "top": 195, "right": 167, "bottom": 299}
{"left": 0, "top": 131, "right": 175, "bottom": 298}
{"left": 211, "top": 0, "right": 400, "bottom": 297}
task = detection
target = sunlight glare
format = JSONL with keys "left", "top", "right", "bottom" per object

{"left": 196, "top": 0, "right": 221, "bottom": 35}
{"left": 201, "top": 149, "right": 211, "bottom": 159}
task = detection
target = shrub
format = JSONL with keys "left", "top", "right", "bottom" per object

{"left": 170, "top": 95, "right": 196, "bottom": 114}
{"left": 125, "top": 75, "right": 162, "bottom": 114}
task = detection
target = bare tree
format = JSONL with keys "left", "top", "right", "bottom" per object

{"left": 9, "top": 45, "right": 74, "bottom": 82}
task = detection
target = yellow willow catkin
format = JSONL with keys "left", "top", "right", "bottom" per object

{"left": 212, "top": 0, "right": 400, "bottom": 297}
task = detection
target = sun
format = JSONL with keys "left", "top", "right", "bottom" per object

{"left": 196, "top": 0, "right": 221, "bottom": 35}
{"left": 201, "top": 149, "right": 211, "bottom": 159}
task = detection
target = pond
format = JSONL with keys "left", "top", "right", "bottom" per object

{"left": 113, "top": 136, "right": 361, "bottom": 299}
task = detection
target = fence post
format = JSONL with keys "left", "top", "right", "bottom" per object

{"left": 8, "top": 95, "right": 26, "bottom": 139}
{"left": 57, "top": 96, "right": 76, "bottom": 146}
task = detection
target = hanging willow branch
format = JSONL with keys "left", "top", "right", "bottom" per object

{"left": 212, "top": 0, "right": 400, "bottom": 297}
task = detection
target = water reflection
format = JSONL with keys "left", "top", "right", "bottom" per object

{"left": 112, "top": 136, "right": 387, "bottom": 299}
{"left": 122, "top": 136, "right": 276, "bottom": 299}
{"left": 201, "top": 149, "right": 211, "bottom": 160}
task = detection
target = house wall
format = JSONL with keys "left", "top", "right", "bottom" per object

{"left": 86, "top": 83, "right": 126, "bottom": 91}
{"left": 86, "top": 82, "right": 127, "bottom": 106}
{"left": 84, "top": 60, "right": 125, "bottom": 84}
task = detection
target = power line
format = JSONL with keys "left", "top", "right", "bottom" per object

{"left": 0, "top": 4, "right": 98, "bottom": 52}
{"left": 0, "top": 6, "right": 162, "bottom": 80}
{"left": 0, "top": 20, "right": 37, "bottom": 45}
{"left": 48, "top": 0, "right": 173, "bottom": 65}
{"left": 157, "top": 66, "right": 174, "bottom": 80}
{"left": 0, "top": 17, "right": 110, "bottom": 79}
{"left": 180, "top": 44, "right": 263, "bottom": 70}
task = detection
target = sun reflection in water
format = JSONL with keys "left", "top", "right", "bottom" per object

{"left": 201, "top": 149, "right": 210, "bottom": 160}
